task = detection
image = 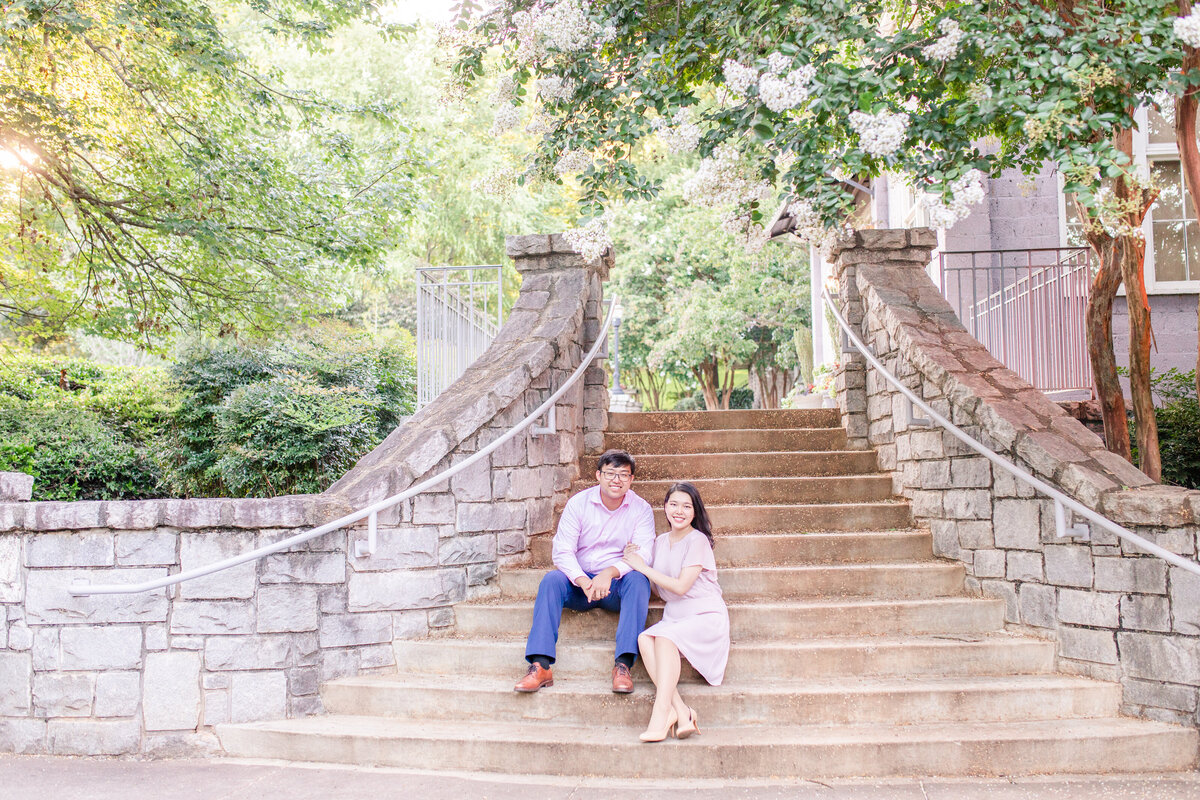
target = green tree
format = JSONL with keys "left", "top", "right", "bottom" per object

{"left": 1, "top": 1, "right": 418, "bottom": 345}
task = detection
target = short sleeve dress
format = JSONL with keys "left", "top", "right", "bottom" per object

{"left": 640, "top": 529, "right": 730, "bottom": 685}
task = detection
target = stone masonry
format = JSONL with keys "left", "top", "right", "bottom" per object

{"left": 0, "top": 233, "right": 611, "bottom": 756}
{"left": 833, "top": 228, "right": 1200, "bottom": 728}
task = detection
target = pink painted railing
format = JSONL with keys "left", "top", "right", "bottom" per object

{"left": 936, "top": 247, "right": 1093, "bottom": 395}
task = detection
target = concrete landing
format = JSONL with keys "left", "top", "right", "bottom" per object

{"left": 2, "top": 756, "right": 1199, "bottom": 800}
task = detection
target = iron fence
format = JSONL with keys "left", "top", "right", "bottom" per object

{"left": 416, "top": 265, "right": 504, "bottom": 408}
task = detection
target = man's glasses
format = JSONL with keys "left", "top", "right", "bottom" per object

{"left": 599, "top": 470, "right": 633, "bottom": 482}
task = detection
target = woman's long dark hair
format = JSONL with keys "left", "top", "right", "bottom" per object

{"left": 663, "top": 482, "right": 714, "bottom": 548}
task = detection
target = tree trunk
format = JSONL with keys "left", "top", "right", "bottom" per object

{"left": 1175, "top": 6, "right": 1200, "bottom": 401}
{"left": 1080, "top": 219, "right": 1132, "bottom": 460}
{"left": 750, "top": 364, "right": 796, "bottom": 409}
{"left": 694, "top": 360, "right": 720, "bottom": 411}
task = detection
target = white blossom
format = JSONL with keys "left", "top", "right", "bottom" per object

{"left": 1175, "top": 9, "right": 1200, "bottom": 48}
{"left": 848, "top": 109, "right": 910, "bottom": 158}
{"left": 766, "top": 52, "right": 792, "bottom": 75}
{"left": 919, "top": 169, "right": 986, "bottom": 229}
{"left": 774, "top": 149, "right": 797, "bottom": 175}
{"left": 785, "top": 199, "right": 840, "bottom": 254}
{"left": 652, "top": 108, "right": 703, "bottom": 153}
{"left": 922, "top": 18, "right": 964, "bottom": 62}
{"left": 723, "top": 60, "right": 759, "bottom": 97}
{"left": 536, "top": 76, "right": 575, "bottom": 101}
{"left": 490, "top": 103, "right": 521, "bottom": 136}
{"left": 512, "top": 0, "right": 613, "bottom": 63}
{"left": 682, "top": 144, "right": 772, "bottom": 210}
{"left": 563, "top": 217, "right": 613, "bottom": 261}
{"left": 758, "top": 65, "right": 816, "bottom": 113}
{"left": 472, "top": 166, "right": 519, "bottom": 200}
{"left": 491, "top": 74, "right": 518, "bottom": 104}
{"left": 554, "top": 148, "right": 593, "bottom": 175}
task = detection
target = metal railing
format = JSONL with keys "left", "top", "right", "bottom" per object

{"left": 69, "top": 300, "right": 617, "bottom": 597}
{"left": 937, "top": 248, "right": 1092, "bottom": 395}
{"left": 416, "top": 265, "right": 504, "bottom": 409}
{"left": 823, "top": 288, "right": 1200, "bottom": 578}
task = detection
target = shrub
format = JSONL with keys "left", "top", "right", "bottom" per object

{"left": 1125, "top": 368, "right": 1200, "bottom": 490}
{"left": 672, "top": 386, "right": 755, "bottom": 411}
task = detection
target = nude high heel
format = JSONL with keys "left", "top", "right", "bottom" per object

{"left": 675, "top": 706, "right": 700, "bottom": 739}
{"left": 638, "top": 707, "right": 678, "bottom": 743}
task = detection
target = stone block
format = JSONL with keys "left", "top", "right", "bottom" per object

{"left": 439, "top": 534, "right": 497, "bottom": 566}
{"left": 1094, "top": 557, "right": 1167, "bottom": 594}
{"left": 980, "top": 580, "right": 1018, "bottom": 623}
{"left": 25, "top": 568, "right": 169, "bottom": 624}
{"left": 256, "top": 585, "right": 320, "bottom": 633}
{"left": 0, "top": 471, "right": 33, "bottom": 501}
{"left": 972, "top": 548, "right": 1005, "bottom": 578}
{"left": 178, "top": 532, "right": 257, "bottom": 600}
{"left": 230, "top": 497, "right": 307, "bottom": 529}
{"left": 261, "top": 551, "right": 346, "bottom": 584}
{"left": 1059, "top": 626, "right": 1118, "bottom": 665}
{"left": 349, "top": 527, "right": 437, "bottom": 572}
{"left": 143, "top": 651, "right": 201, "bottom": 731}
{"left": 919, "top": 460, "right": 952, "bottom": 489}
{"left": 957, "top": 521, "right": 994, "bottom": 549}
{"left": 94, "top": 671, "right": 142, "bottom": 717}
{"left": 30, "top": 501, "right": 105, "bottom": 530}
{"left": 468, "top": 562, "right": 498, "bottom": 586}
{"left": 318, "top": 612, "right": 393, "bottom": 648}
{"left": 32, "top": 627, "right": 60, "bottom": 670}
{"left": 1121, "top": 594, "right": 1172, "bottom": 632}
{"left": 203, "top": 689, "right": 230, "bottom": 726}
{"left": 115, "top": 531, "right": 178, "bottom": 566}
{"left": 1121, "top": 677, "right": 1198, "bottom": 713}
{"left": 0, "top": 533, "right": 21, "bottom": 603}
{"left": 992, "top": 500, "right": 1041, "bottom": 550}
{"left": 450, "top": 457, "right": 494, "bottom": 503}
{"left": 1170, "top": 566, "right": 1200, "bottom": 634}
{"left": 412, "top": 493, "right": 455, "bottom": 526}
{"left": 348, "top": 568, "right": 467, "bottom": 612}
{"left": 942, "top": 489, "right": 990, "bottom": 520}
{"left": 204, "top": 633, "right": 317, "bottom": 671}
{"left": 1044, "top": 545, "right": 1094, "bottom": 588}
{"left": 228, "top": 671, "right": 288, "bottom": 723}
{"left": 287, "top": 666, "right": 322, "bottom": 698}
{"left": 26, "top": 532, "right": 114, "bottom": 567}
{"left": 47, "top": 719, "right": 141, "bottom": 755}
{"left": 170, "top": 600, "right": 256, "bottom": 635}
{"left": 7, "top": 621, "right": 32, "bottom": 650}
{"left": 949, "top": 457, "right": 991, "bottom": 488}
{"left": 0, "top": 719, "right": 47, "bottom": 753}
{"left": 1017, "top": 583, "right": 1056, "bottom": 628}
{"left": 105, "top": 501, "right": 164, "bottom": 530}
{"left": 1118, "top": 631, "right": 1200, "bottom": 685}
{"left": 33, "top": 672, "right": 94, "bottom": 717}
{"left": 289, "top": 694, "right": 324, "bottom": 718}
{"left": 161, "top": 499, "right": 224, "bottom": 529}
{"left": 360, "top": 643, "right": 395, "bottom": 669}
{"left": 910, "top": 490, "right": 944, "bottom": 518}
{"left": 1057, "top": 589, "right": 1119, "bottom": 628}
{"left": 60, "top": 625, "right": 142, "bottom": 670}
{"left": 396, "top": 609, "right": 431, "bottom": 637}
{"left": 457, "top": 502, "right": 525, "bottom": 533}
{"left": 144, "top": 624, "right": 168, "bottom": 651}
{"left": 0, "top": 652, "right": 32, "bottom": 714}
{"left": 1006, "top": 551, "right": 1043, "bottom": 582}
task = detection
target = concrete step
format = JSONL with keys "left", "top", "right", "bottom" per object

{"left": 393, "top": 635, "right": 1057, "bottom": 681}
{"left": 605, "top": 428, "right": 848, "bottom": 454}
{"left": 572, "top": 475, "right": 896, "bottom": 505}
{"left": 498, "top": 563, "right": 966, "bottom": 601}
{"left": 215, "top": 715, "right": 1197, "bottom": 779}
{"left": 612, "top": 450, "right": 880, "bottom": 480}
{"left": 321, "top": 674, "right": 1121, "bottom": 727}
{"left": 530, "top": 530, "right": 935, "bottom": 566}
{"left": 607, "top": 408, "right": 841, "bottom": 432}
{"left": 453, "top": 597, "right": 1006, "bottom": 639}
{"left": 663, "top": 502, "right": 912, "bottom": 532}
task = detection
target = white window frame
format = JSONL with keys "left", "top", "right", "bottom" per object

{"left": 1136, "top": 107, "right": 1200, "bottom": 294}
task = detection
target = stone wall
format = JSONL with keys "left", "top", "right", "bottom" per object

{"left": 834, "top": 228, "right": 1200, "bottom": 728}
{"left": 0, "top": 233, "right": 611, "bottom": 755}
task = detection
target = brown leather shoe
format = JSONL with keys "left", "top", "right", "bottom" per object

{"left": 612, "top": 663, "right": 634, "bottom": 694}
{"left": 514, "top": 663, "right": 554, "bottom": 693}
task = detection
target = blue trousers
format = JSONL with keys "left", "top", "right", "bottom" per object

{"left": 524, "top": 570, "right": 651, "bottom": 665}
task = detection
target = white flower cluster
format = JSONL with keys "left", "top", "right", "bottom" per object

{"left": 491, "top": 74, "right": 518, "bottom": 104}
{"left": 758, "top": 64, "right": 817, "bottom": 113}
{"left": 785, "top": 199, "right": 839, "bottom": 253}
{"left": 536, "top": 76, "right": 575, "bottom": 101}
{"left": 526, "top": 110, "right": 556, "bottom": 135}
{"left": 766, "top": 52, "right": 791, "bottom": 75}
{"left": 920, "top": 169, "right": 986, "bottom": 229}
{"left": 513, "top": 0, "right": 614, "bottom": 63}
{"left": 922, "top": 18, "right": 964, "bottom": 62}
{"left": 554, "top": 148, "right": 593, "bottom": 175}
{"left": 723, "top": 60, "right": 759, "bottom": 97}
{"left": 472, "top": 166, "right": 519, "bottom": 200}
{"left": 490, "top": 103, "right": 521, "bottom": 136}
{"left": 564, "top": 217, "right": 613, "bottom": 262}
{"left": 682, "top": 144, "right": 772, "bottom": 210}
{"left": 774, "top": 149, "right": 797, "bottom": 175}
{"left": 651, "top": 108, "right": 702, "bottom": 153}
{"left": 848, "top": 109, "right": 910, "bottom": 158}
{"left": 1175, "top": 9, "right": 1200, "bottom": 48}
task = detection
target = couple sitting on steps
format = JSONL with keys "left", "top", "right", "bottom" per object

{"left": 514, "top": 449, "right": 730, "bottom": 743}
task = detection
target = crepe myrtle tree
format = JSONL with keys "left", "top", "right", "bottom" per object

{"left": 448, "top": 0, "right": 1200, "bottom": 479}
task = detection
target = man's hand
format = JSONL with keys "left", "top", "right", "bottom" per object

{"left": 574, "top": 575, "right": 594, "bottom": 600}
{"left": 589, "top": 568, "right": 617, "bottom": 601}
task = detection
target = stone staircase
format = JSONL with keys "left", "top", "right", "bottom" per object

{"left": 216, "top": 409, "right": 1198, "bottom": 779}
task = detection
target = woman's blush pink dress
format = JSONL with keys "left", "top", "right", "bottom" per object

{"left": 640, "top": 529, "right": 730, "bottom": 685}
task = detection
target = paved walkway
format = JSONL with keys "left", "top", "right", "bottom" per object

{"left": 1, "top": 756, "right": 1198, "bottom": 800}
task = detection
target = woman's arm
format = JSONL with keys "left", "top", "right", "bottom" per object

{"left": 622, "top": 543, "right": 704, "bottom": 596}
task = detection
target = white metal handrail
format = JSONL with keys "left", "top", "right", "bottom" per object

{"left": 822, "top": 288, "right": 1200, "bottom": 578}
{"left": 70, "top": 299, "right": 618, "bottom": 596}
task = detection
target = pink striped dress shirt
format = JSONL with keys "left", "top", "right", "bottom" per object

{"left": 552, "top": 485, "right": 656, "bottom": 584}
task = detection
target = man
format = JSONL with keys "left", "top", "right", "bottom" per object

{"left": 514, "top": 449, "right": 655, "bottom": 694}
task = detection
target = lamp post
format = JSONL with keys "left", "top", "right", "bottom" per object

{"left": 610, "top": 301, "right": 625, "bottom": 397}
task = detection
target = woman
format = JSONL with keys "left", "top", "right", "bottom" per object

{"left": 621, "top": 482, "right": 729, "bottom": 742}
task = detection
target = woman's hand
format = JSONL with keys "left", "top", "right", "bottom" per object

{"left": 621, "top": 543, "right": 646, "bottom": 570}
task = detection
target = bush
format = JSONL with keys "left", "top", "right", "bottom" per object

{"left": 1125, "top": 368, "right": 1200, "bottom": 490}
{"left": 671, "top": 386, "right": 754, "bottom": 411}
{"left": 167, "top": 324, "right": 416, "bottom": 497}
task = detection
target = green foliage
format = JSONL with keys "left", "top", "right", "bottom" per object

{"left": 1125, "top": 368, "right": 1200, "bottom": 490}
{"left": 1, "top": 1, "right": 418, "bottom": 345}
{"left": 167, "top": 324, "right": 416, "bottom": 497}
{"left": 674, "top": 386, "right": 754, "bottom": 411}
